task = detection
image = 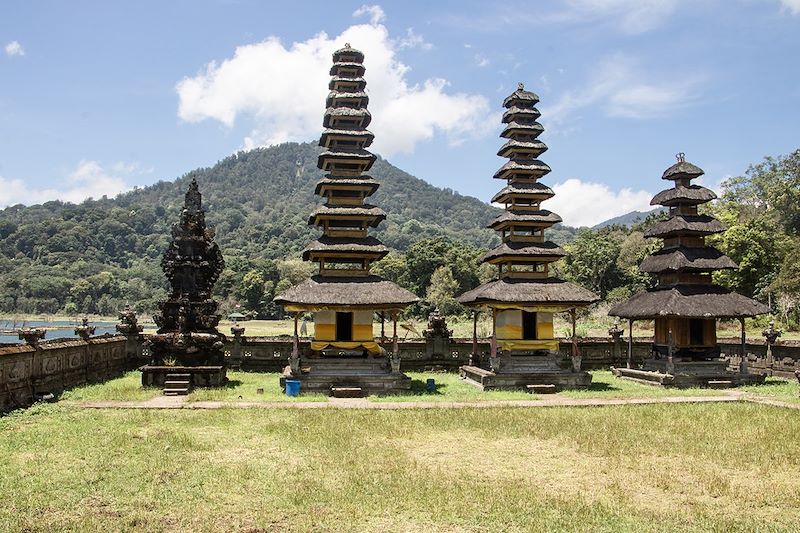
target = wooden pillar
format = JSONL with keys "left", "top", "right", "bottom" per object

{"left": 570, "top": 308, "right": 578, "bottom": 358}
{"left": 490, "top": 308, "right": 497, "bottom": 359}
{"left": 292, "top": 313, "right": 299, "bottom": 357}
{"left": 380, "top": 312, "right": 385, "bottom": 344}
{"left": 392, "top": 311, "right": 399, "bottom": 356}
{"left": 739, "top": 317, "right": 748, "bottom": 373}
{"left": 666, "top": 327, "right": 674, "bottom": 375}
{"left": 470, "top": 310, "right": 478, "bottom": 366}
{"left": 627, "top": 319, "right": 634, "bottom": 369}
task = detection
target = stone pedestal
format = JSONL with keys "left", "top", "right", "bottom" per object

{"left": 140, "top": 365, "right": 226, "bottom": 388}
{"left": 281, "top": 356, "right": 411, "bottom": 395}
{"left": 460, "top": 352, "right": 591, "bottom": 391}
{"left": 612, "top": 355, "right": 766, "bottom": 388}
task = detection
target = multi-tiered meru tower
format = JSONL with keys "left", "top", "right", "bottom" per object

{"left": 141, "top": 178, "right": 227, "bottom": 392}
{"left": 610, "top": 154, "right": 768, "bottom": 387}
{"left": 457, "top": 84, "right": 599, "bottom": 391}
{"left": 275, "top": 44, "right": 418, "bottom": 396}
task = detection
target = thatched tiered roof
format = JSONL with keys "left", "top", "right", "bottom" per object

{"left": 457, "top": 83, "right": 598, "bottom": 308}
{"left": 274, "top": 44, "right": 417, "bottom": 310}
{"left": 611, "top": 154, "right": 767, "bottom": 320}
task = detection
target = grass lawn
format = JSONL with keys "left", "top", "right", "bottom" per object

{"left": 739, "top": 377, "right": 800, "bottom": 404}
{"left": 1, "top": 403, "right": 798, "bottom": 532}
{"left": 61, "top": 370, "right": 736, "bottom": 404}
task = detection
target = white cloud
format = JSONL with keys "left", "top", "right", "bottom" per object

{"left": 353, "top": 4, "right": 386, "bottom": 25}
{"left": 780, "top": 0, "right": 800, "bottom": 14}
{"left": 545, "top": 178, "right": 653, "bottom": 227}
{"left": 560, "top": 0, "right": 679, "bottom": 34}
{"left": 4, "top": 40, "right": 24, "bottom": 57}
{"left": 447, "top": 0, "right": 678, "bottom": 35}
{"left": 542, "top": 53, "right": 703, "bottom": 130}
{"left": 475, "top": 54, "right": 490, "bottom": 67}
{"left": 176, "top": 22, "right": 494, "bottom": 156}
{"left": 397, "top": 28, "right": 432, "bottom": 50}
{"left": 0, "top": 160, "right": 142, "bottom": 207}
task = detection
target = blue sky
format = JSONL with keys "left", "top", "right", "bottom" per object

{"left": 1, "top": 0, "right": 799, "bottom": 225}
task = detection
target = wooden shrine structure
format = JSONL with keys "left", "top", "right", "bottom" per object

{"left": 456, "top": 84, "right": 599, "bottom": 391}
{"left": 609, "top": 154, "right": 768, "bottom": 387}
{"left": 274, "top": 44, "right": 418, "bottom": 396}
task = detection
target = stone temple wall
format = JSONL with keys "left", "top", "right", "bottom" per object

{"left": 3, "top": 331, "right": 798, "bottom": 411}
{"left": 0, "top": 336, "right": 130, "bottom": 412}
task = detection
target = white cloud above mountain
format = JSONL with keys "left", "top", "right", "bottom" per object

{"left": 545, "top": 178, "right": 653, "bottom": 227}
{"left": 175, "top": 14, "right": 494, "bottom": 156}
{"left": 0, "top": 161, "right": 144, "bottom": 207}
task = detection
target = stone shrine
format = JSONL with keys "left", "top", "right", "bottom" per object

{"left": 141, "top": 178, "right": 227, "bottom": 393}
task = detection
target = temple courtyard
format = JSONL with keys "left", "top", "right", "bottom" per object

{"left": 1, "top": 373, "right": 799, "bottom": 532}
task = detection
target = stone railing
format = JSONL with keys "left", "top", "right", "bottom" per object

{"left": 0, "top": 334, "right": 132, "bottom": 412}
{"left": 4, "top": 323, "right": 799, "bottom": 412}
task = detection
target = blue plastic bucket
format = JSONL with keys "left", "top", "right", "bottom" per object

{"left": 426, "top": 378, "right": 436, "bottom": 392}
{"left": 285, "top": 379, "right": 300, "bottom": 397}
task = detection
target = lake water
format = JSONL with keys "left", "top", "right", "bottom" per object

{"left": 0, "top": 320, "right": 119, "bottom": 345}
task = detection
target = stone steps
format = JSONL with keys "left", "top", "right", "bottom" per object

{"left": 163, "top": 373, "right": 192, "bottom": 396}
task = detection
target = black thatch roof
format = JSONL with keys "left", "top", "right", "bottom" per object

{"left": 274, "top": 274, "right": 418, "bottom": 308}
{"left": 332, "top": 44, "right": 364, "bottom": 62}
{"left": 609, "top": 284, "right": 770, "bottom": 319}
{"left": 501, "top": 122, "right": 544, "bottom": 139}
{"left": 502, "top": 85, "right": 540, "bottom": 107}
{"left": 488, "top": 210, "right": 561, "bottom": 228}
{"left": 330, "top": 61, "right": 366, "bottom": 76}
{"left": 328, "top": 76, "right": 366, "bottom": 91}
{"left": 326, "top": 90, "right": 369, "bottom": 105}
{"left": 315, "top": 176, "right": 379, "bottom": 196}
{"left": 482, "top": 241, "right": 566, "bottom": 262}
{"left": 323, "top": 106, "right": 372, "bottom": 128}
{"left": 502, "top": 106, "right": 541, "bottom": 123}
{"left": 493, "top": 159, "right": 551, "bottom": 179}
{"left": 651, "top": 185, "right": 716, "bottom": 206}
{"left": 497, "top": 140, "right": 548, "bottom": 158}
{"left": 302, "top": 236, "right": 389, "bottom": 260}
{"left": 457, "top": 277, "right": 599, "bottom": 306}
{"left": 491, "top": 183, "right": 555, "bottom": 203}
{"left": 645, "top": 215, "right": 726, "bottom": 238}
{"left": 639, "top": 246, "right": 737, "bottom": 273}
{"left": 662, "top": 160, "right": 704, "bottom": 181}
{"left": 319, "top": 127, "right": 374, "bottom": 146}
{"left": 309, "top": 204, "right": 386, "bottom": 226}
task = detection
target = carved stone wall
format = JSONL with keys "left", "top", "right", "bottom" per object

{"left": 0, "top": 336, "right": 130, "bottom": 412}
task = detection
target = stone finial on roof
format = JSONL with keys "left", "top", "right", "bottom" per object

{"left": 517, "top": 82, "right": 524, "bottom": 91}
{"left": 344, "top": 42, "right": 351, "bottom": 49}
{"left": 676, "top": 152, "right": 686, "bottom": 162}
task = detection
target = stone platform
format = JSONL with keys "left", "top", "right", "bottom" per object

{"left": 140, "top": 365, "right": 227, "bottom": 388}
{"left": 612, "top": 358, "right": 766, "bottom": 388}
{"left": 280, "top": 357, "right": 412, "bottom": 396}
{"left": 460, "top": 354, "right": 592, "bottom": 391}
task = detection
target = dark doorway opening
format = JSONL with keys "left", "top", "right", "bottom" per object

{"left": 336, "top": 312, "right": 353, "bottom": 341}
{"left": 522, "top": 311, "right": 537, "bottom": 340}
{"left": 689, "top": 319, "right": 704, "bottom": 346}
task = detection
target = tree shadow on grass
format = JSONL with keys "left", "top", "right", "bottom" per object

{"left": 586, "top": 381, "right": 621, "bottom": 392}
{"left": 406, "top": 379, "right": 446, "bottom": 396}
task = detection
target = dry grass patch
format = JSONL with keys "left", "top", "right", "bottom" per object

{"left": 1, "top": 403, "right": 799, "bottom": 531}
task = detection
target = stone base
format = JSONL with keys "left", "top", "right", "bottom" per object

{"left": 280, "top": 357, "right": 411, "bottom": 396}
{"left": 612, "top": 358, "right": 766, "bottom": 388}
{"left": 140, "top": 365, "right": 227, "bottom": 388}
{"left": 459, "top": 355, "right": 592, "bottom": 391}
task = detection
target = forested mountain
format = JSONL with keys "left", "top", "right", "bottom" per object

{"left": 592, "top": 208, "right": 666, "bottom": 229}
{"left": 0, "top": 142, "right": 577, "bottom": 315}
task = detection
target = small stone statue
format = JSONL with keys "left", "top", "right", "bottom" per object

{"left": 74, "top": 317, "right": 96, "bottom": 341}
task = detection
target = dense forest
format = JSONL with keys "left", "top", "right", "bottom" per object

{"left": 0, "top": 141, "right": 574, "bottom": 316}
{"left": 1, "top": 143, "right": 797, "bottom": 329}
